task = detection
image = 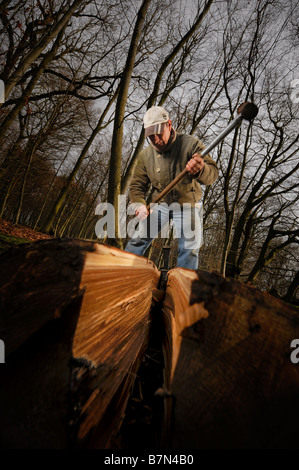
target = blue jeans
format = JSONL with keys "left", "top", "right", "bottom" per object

{"left": 125, "top": 202, "right": 203, "bottom": 270}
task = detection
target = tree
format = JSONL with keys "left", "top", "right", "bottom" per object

{"left": 200, "top": 0, "right": 299, "bottom": 289}
{"left": 0, "top": 0, "right": 86, "bottom": 107}
{"left": 41, "top": 88, "right": 117, "bottom": 233}
{"left": 107, "top": 0, "right": 152, "bottom": 248}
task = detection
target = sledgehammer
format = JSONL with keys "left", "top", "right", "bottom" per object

{"left": 146, "top": 101, "right": 258, "bottom": 211}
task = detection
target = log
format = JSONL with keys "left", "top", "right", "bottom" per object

{"left": 0, "top": 239, "right": 160, "bottom": 449}
{"left": 161, "top": 268, "right": 299, "bottom": 449}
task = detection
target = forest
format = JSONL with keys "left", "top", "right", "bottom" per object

{"left": 0, "top": 0, "right": 298, "bottom": 304}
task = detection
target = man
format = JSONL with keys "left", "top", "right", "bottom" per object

{"left": 125, "top": 105, "right": 218, "bottom": 270}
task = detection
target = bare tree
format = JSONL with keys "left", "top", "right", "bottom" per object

{"left": 0, "top": 0, "right": 86, "bottom": 106}
{"left": 107, "top": 0, "right": 152, "bottom": 248}
{"left": 0, "top": 0, "right": 298, "bottom": 302}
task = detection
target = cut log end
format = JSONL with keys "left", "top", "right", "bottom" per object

{"left": 0, "top": 239, "right": 160, "bottom": 449}
{"left": 161, "top": 268, "right": 299, "bottom": 449}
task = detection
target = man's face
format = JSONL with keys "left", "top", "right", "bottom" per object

{"left": 148, "top": 120, "right": 172, "bottom": 151}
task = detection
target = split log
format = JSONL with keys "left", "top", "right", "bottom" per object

{"left": 161, "top": 268, "right": 299, "bottom": 449}
{"left": 0, "top": 239, "right": 160, "bottom": 449}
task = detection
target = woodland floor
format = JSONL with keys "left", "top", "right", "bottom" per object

{"left": 0, "top": 218, "right": 53, "bottom": 241}
{"left": 0, "top": 219, "right": 53, "bottom": 254}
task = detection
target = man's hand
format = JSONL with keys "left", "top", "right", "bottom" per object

{"left": 135, "top": 204, "right": 150, "bottom": 220}
{"left": 186, "top": 153, "right": 205, "bottom": 175}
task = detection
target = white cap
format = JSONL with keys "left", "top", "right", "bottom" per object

{"left": 143, "top": 106, "right": 169, "bottom": 137}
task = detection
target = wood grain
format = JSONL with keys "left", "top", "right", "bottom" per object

{"left": 0, "top": 239, "right": 160, "bottom": 449}
{"left": 161, "top": 268, "right": 299, "bottom": 449}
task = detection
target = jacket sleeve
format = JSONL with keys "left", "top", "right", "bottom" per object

{"left": 129, "top": 152, "right": 151, "bottom": 206}
{"left": 190, "top": 139, "right": 219, "bottom": 186}
{"left": 196, "top": 154, "right": 219, "bottom": 185}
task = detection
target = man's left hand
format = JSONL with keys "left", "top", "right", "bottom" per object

{"left": 186, "top": 153, "right": 205, "bottom": 175}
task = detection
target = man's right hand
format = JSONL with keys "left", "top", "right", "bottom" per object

{"left": 135, "top": 204, "right": 150, "bottom": 220}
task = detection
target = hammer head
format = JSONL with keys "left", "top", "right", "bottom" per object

{"left": 237, "top": 102, "right": 259, "bottom": 121}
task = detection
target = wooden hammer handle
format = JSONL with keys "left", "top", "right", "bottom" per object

{"left": 146, "top": 168, "right": 188, "bottom": 211}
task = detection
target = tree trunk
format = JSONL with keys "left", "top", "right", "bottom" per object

{"left": 77, "top": 170, "right": 108, "bottom": 239}
{"left": 0, "top": 117, "right": 27, "bottom": 216}
{"left": 33, "top": 140, "right": 74, "bottom": 230}
{"left": 220, "top": 126, "right": 239, "bottom": 275}
{"left": 283, "top": 270, "right": 299, "bottom": 305}
{"left": 107, "top": 0, "right": 152, "bottom": 248}
{"left": 223, "top": 125, "right": 252, "bottom": 277}
{"left": 14, "top": 140, "right": 37, "bottom": 225}
{"left": 41, "top": 93, "right": 117, "bottom": 233}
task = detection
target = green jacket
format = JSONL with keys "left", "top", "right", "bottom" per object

{"left": 129, "top": 130, "right": 219, "bottom": 206}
